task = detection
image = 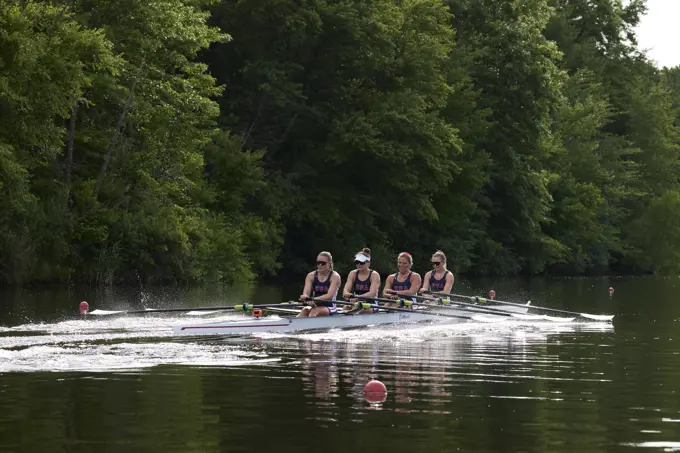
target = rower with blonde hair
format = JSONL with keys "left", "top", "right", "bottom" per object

{"left": 383, "top": 252, "right": 421, "bottom": 306}
{"left": 298, "top": 251, "right": 342, "bottom": 317}
{"left": 342, "top": 247, "right": 381, "bottom": 313}
{"left": 421, "top": 250, "right": 454, "bottom": 294}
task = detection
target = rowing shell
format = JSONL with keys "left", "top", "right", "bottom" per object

{"left": 173, "top": 310, "right": 460, "bottom": 336}
{"left": 172, "top": 303, "right": 529, "bottom": 337}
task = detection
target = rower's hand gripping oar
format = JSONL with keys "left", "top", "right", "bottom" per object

{"left": 310, "top": 298, "right": 477, "bottom": 321}
{"left": 429, "top": 292, "right": 614, "bottom": 322}
{"left": 87, "top": 301, "right": 303, "bottom": 316}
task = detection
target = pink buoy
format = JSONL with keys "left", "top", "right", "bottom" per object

{"left": 79, "top": 301, "right": 89, "bottom": 315}
{"left": 489, "top": 289, "right": 496, "bottom": 300}
{"left": 364, "top": 379, "right": 387, "bottom": 403}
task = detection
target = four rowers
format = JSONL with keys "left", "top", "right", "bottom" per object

{"left": 299, "top": 249, "right": 455, "bottom": 316}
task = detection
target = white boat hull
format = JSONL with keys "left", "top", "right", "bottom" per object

{"left": 172, "top": 302, "right": 531, "bottom": 337}
{"left": 173, "top": 310, "right": 466, "bottom": 336}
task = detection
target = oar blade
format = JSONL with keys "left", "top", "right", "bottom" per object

{"left": 185, "top": 310, "right": 226, "bottom": 316}
{"left": 509, "top": 313, "right": 574, "bottom": 322}
{"left": 470, "top": 315, "right": 507, "bottom": 323}
{"left": 580, "top": 313, "right": 615, "bottom": 321}
{"left": 510, "top": 313, "right": 545, "bottom": 321}
{"left": 88, "top": 309, "right": 125, "bottom": 316}
{"left": 541, "top": 315, "right": 576, "bottom": 323}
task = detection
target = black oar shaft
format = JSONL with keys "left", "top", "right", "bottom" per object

{"left": 410, "top": 294, "right": 521, "bottom": 317}
{"left": 351, "top": 294, "right": 514, "bottom": 318}
{"left": 313, "top": 298, "right": 471, "bottom": 320}
{"left": 95, "top": 301, "right": 302, "bottom": 315}
{"left": 435, "top": 292, "right": 596, "bottom": 318}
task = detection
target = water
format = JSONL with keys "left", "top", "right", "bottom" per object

{"left": 0, "top": 277, "right": 678, "bottom": 452}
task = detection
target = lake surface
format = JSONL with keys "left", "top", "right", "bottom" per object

{"left": 0, "top": 276, "right": 679, "bottom": 452}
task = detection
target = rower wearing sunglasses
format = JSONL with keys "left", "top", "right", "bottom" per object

{"left": 298, "top": 251, "right": 342, "bottom": 317}
{"left": 342, "top": 248, "right": 381, "bottom": 313}
{"left": 421, "top": 250, "right": 454, "bottom": 295}
{"left": 383, "top": 252, "right": 421, "bottom": 307}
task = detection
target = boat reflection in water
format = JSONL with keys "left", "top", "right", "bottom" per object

{"left": 277, "top": 319, "right": 614, "bottom": 418}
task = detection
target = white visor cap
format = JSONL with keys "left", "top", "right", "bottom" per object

{"left": 354, "top": 254, "right": 370, "bottom": 263}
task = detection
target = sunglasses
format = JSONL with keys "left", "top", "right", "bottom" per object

{"left": 316, "top": 261, "right": 328, "bottom": 266}
{"left": 431, "top": 262, "right": 442, "bottom": 266}
{"left": 354, "top": 260, "right": 366, "bottom": 265}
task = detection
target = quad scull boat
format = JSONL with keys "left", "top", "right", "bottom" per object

{"left": 172, "top": 301, "right": 533, "bottom": 337}
{"left": 174, "top": 309, "right": 466, "bottom": 336}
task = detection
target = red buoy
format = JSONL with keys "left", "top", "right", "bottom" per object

{"left": 489, "top": 289, "right": 496, "bottom": 299}
{"left": 608, "top": 287, "right": 614, "bottom": 296}
{"left": 79, "top": 301, "right": 89, "bottom": 315}
{"left": 364, "top": 379, "right": 387, "bottom": 403}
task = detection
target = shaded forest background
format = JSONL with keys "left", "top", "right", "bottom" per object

{"left": 2, "top": 0, "right": 680, "bottom": 285}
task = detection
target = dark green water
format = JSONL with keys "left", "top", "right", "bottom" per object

{"left": 1, "top": 277, "right": 679, "bottom": 452}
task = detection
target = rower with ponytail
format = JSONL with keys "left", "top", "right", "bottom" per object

{"left": 342, "top": 247, "right": 381, "bottom": 314}
{"left": 298, "top": 251, "right": 342, "bottom": 317}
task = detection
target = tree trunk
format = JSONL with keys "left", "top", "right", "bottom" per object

{"left": 64, "top": 100, "right": 78, "bottom": 189}
{"left": 243, "top": 93, "right": 266, "bottom": 149}
{"left": 95, "top": 78, "right": 137, "bottom": 198}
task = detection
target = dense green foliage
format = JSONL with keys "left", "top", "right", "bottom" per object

{"left": 1, "top": 0, "right": 679, "bottom": 284}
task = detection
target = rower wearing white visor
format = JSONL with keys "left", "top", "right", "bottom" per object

{"left": 342, "top": 247, "right": 381, "bottom": 314}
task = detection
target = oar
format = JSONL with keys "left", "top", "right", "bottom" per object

{"left": 350, "top": 294, "right": 572, "bottom": 322}
{"left": 406, "top": 294, "right": 557, "bottom": 321}
{"left": 310, "top": 298, "right": 477, "bottom": 321}
{"left": 409, "top": 294, "right": 570, "bottom": 322}
{"left": 429, "top": 292, "right": 614, "bottom": 321}
{"left": 87, "top": 301, "right": 303, "bottom": 316}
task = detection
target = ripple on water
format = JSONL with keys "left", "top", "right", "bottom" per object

{"left": 0, "top": 313, "right": 614, "bottom": 375}
{"left": 623, "top": 442, "right": 680, "bottom": 451}
{"left": 0, "top": 314, "right": 275, "bottom": 373}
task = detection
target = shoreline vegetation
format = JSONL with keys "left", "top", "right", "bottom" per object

{"left": 1, "top": 0, "right": 679, "bottom": 286}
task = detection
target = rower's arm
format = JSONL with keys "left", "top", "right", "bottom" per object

{"left": 382, "top": 274, "right": 395, "bottom": 297}
{"left": 421, "top": 271, "right": 432, "bottom": 293}
{"left": 343, "top": 270, "right": 356, "bottom": 299}
{"left": 301, "top": 273, "right": 314, "bottom": 300}
{"left": 396, "top": 273, "right": 422, "bottom": 296}
{"left": 443, "top": 272, "right": 455, "bottom": 294}
{"left": 367, "top": 272, "right": 381, "bottom": 299}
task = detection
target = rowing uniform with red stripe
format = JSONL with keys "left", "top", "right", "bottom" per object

{"left": 429, "top": 271, "right": 451, "bottom": 292}
{"left": 354, "top": 270, "right": 378, "bottom": 312}
{"left": 312, "top": 271, "right": 337, "bottom": 315}
{"left": 392, "top": 272, "right": 413, "bottom": 291}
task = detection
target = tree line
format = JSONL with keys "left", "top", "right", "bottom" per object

{"left": 1, "top": 0, "right": 679, "bottom": 285}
